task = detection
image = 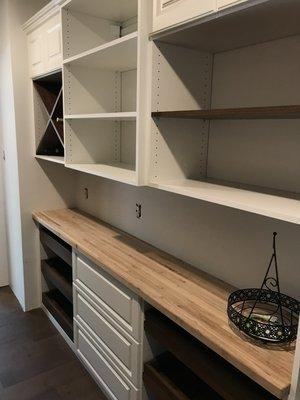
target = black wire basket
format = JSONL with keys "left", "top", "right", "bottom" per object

{"left": 227, "top": 233, "right": 299, "bottom": 344}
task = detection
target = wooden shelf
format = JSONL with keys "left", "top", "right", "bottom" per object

{"left": 42, "top": 259, "right": 73, "bottom": 303}
{"left": 152, "top": 105, "right": 300, "bottom": 120}
{"left": 32, "top": 209, "right": 295, "bottom": 399}
{"left": 149, "top": 178, "right": 300, "bottom": 225}
{"left": 65, "top": 112, "right": 137, "bottom": 121}
{"left": 144, "top": 352, "right": 222, "bottom": 400}
{"left": 145, "top": 309, "right": 276, "bottom": 400}
{"left": 64, "top": 32, "right": 137, "bottom": 71}
{"left": 65, "top": 163, "right": 136, "bottom": 185}
{"left": 42, "top": 290, "right": 73, "bottom": 340}
{"left": 35, "top": 155, "right": 65, "bottom": 164}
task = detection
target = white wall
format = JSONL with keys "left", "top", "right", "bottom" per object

{"left": 75, "top": 174, "right": 300, "bottom": 300}
{"left": 0, "top": 0, "right": 78, "bottom": 310}
{"left": 0, "top": 0, "right": 24, "bottom": 299}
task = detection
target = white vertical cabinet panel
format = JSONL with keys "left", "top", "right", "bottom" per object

{"left": 153, "top": 0, "right": 216, "bottom": 33}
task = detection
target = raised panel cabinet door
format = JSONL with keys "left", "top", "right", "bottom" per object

{"left": 153, "top": 0, "right": 216, "bottom": 33}
{"left": 217, "top": 0, "right": 249, "bottom": 10}
{"left": 45, "top": 14, "right": 62, "bottom": 72}
{"left": 28, "top": 31, "right": 44, "bottom": 77}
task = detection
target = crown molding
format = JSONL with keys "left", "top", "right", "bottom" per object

{"left": 22, "top": 0, "right": 66, "bottom": 33}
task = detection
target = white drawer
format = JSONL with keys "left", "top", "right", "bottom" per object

{"left": 74, "top": 254, "right": 141, "bottom": 340}
{"left": 76, "top": 326, "right": 139, "bottom": 400}
{"left": 74, "top": 287, "right": 140, "bottom": 386}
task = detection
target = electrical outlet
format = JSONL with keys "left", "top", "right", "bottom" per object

{"left": 136, "top": 203, "right": 142, "bottom": 219}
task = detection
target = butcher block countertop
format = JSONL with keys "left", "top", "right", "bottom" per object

{"left": 33, "top": 208, "right": 295, "bottom": 399}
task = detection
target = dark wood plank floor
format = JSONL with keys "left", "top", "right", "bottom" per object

{"left": 0, "top": 287, "right": 107, "bottom": 400}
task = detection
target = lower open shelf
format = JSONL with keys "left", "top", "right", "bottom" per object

{"left": 144, "top": 352, "right": 223, "bottom": 400}
{"left": 149, "top": 178, "right": 300, "bottom": 224}
{"left": 65, "top": 163, "right": 136, "bottom": 185}
{"left": 145, "top": 309, "right": 276, "bottom": 400}
{"left": 42, "top": 259, "right": 73, "bottom": 303}
{"left": 42, "top": 290, "right": 73, "bottom": 340}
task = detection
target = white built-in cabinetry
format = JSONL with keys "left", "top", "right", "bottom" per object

{"left": 62, "top": 0, "right": 151, "bottom": 185}
{"left": 73, "top": 253, "right": 142, "bottom": 400}
{"left": 152, "top": 0, "right": 215, "bottom": 33}
{"left": 152, "top": 0, "right": 251, "bottom": 33}
{"left": 25, "top": 6, "right": 62, "bottom": 78}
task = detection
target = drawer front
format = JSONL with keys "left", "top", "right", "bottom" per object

{"left": 153, "top": 0, "right": 215, "bottom": 33}
{"left": 76, "top": 326, "right": 138, "bottom": 400}
{"left": 74, "top": 287, "right": 140, "bottom": 386}
{"left": 40, "top": 229, "right": 72, "bottom": 266}
{"left": 74, "top": 254, "right": 141, "bottom": 340}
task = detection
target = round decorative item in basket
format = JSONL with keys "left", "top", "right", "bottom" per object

{"left": 227, "top": 233, "right": 299, "bottom": 344}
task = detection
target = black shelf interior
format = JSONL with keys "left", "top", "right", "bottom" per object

{"left": 34, "top": 71, "right": 64, "bottom": 157}
{"left": 42, "top": 290, "right": 73, "bottom": 340}
{"left": 42, "top": 258, "right": 73, "bottom": 303}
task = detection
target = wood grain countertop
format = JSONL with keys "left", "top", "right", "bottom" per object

{"left": 33, "top": 208, "right": 295, "bottom": 399}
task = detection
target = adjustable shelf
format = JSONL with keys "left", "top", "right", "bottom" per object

{"left": 65, "top": 163, "right": 136, "bottom": 185}
{"left": 149, "top": 179, "right": 300, "bottom": 225}
{"left": 35, "top": 155, "right": 65, "bottom": 164}
{"left": 34, "top": 71, "right": 64, "bottom": 159}
{"left": 63, "top": 32, "right": 138, "bottom": 71}
{"left": 65, "top": 112, "right": 137, "bottom": 121}
{"left": 152, "top": 105, "right": 300, "bottom": 120}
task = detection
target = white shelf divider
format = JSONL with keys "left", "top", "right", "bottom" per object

{"left": 150, "top": 179, "right": 300, "bottom": 225}
{"left": 63, "top": 31, "right": 138, "bottom": 71}
{"left": 35, "top": 155, "right": 65, "bottom": 165}
{"left": 66, "top": 163, "right": 136, "bottom": 185}
{"left": 65, "top": 112, "right": 137, "bottom": 121}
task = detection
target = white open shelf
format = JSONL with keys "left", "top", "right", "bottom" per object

{"left": 150, "top": 34, "right": 300, "bottom": 224}
{"left": 63, "top": 0, "right": 137, "bottom": 22}
{"left": 66, "top": 163, "right": 136, "bottom": 185}
{"left": 62, "top": 0, "right": 138, "bottom": 60}
{"left": 63, "top": 32, "right": 138, "bottom": 71}
{"left": 150, "top": 179, "right": 300, "bottom": 224}
{"left": 35, "top": 155, "right": 65, "bottom": 165}
{"left": 65, "top": 112, "right": 137, "bottom": 121}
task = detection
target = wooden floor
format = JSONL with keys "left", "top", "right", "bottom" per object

{"left": 0, "top": 287, "right": 107, "bottom": 400}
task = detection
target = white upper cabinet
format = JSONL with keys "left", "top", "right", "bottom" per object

{"left": 24, "top": 5, "right": 63, "bottom": 78}
{"left": 153, "top": 0, "right": 216, "bottom": 33}
{"left": 45, "top": 15, "right": 62, "bottom": 73}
